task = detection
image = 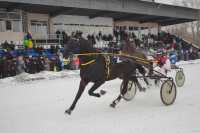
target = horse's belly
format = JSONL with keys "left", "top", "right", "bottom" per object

{"left": 81, "top": 65, "right": 106, "bottom": 82}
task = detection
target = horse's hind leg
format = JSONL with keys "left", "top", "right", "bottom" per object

{"left": 137, "top": 65, "right": 149, "bottom": 86}
{"left": 110, "top": 95, "right": 122, "bottom": 108}
{"left": 65, "top": 79, "right": 88, "bottom": 115}
{"left": 88, "top": 80, "right": 105, "bottom": 97}
{"left": 110, "top": 79, "right": 128, "bottom": 108}
{"left": 143, "top": 77, "right": 149, "bottom": 86}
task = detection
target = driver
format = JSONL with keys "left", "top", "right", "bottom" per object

{"left": 155, "top": 49, "right": 171, "bottom": 75}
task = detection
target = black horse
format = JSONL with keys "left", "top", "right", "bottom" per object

{"left": 64, "top": 36, "right": 144, "bottom": 115}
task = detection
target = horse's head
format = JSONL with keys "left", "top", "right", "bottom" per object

{"left": 63, "top": 37, "right": 88, "bottom": 55}
{"left": 63, "top": 37, "right": 95, "bottom": 57}
{"left": 78, "top": 38, "right": 94, "bottom": 54}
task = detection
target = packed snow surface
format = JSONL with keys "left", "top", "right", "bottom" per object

{"left": 0, "top": 60, "right": 200, "bottom": 133}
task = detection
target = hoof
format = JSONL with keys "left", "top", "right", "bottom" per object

{"left": 92, "top": 93, "right": 101, "bottom": 98}
{"left": 110, "top": 103, "right": 116, "bottom": 108}
{"left": 139, "top": 87, "right": 146, "bottom": 92}
{"left": 100, "top": 90, "right": 106, "bottom": 95}
{"left": 65, "top": 109, "right": 72, "bottom": 115}
{"left": 95, "top": 93, "right": 101, "bottom": 98}
{"left": 89, "top": 93, "right": 101, "bottom": 98}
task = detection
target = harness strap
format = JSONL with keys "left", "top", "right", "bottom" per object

{"left": 79, "top": 56, "right": 111, "bottom": 80}
{"left": 76, "top": 52, "right": 153, "bottom": 65}
{"left": 80, "top": 59, "right": 95, "bottom": 66}
{"left": 104, "top": 56, "right": 111, "bottom": 80}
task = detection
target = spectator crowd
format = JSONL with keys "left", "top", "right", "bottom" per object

{"left": 0, "top": 42, "right": 79, "bottom": 79}
{"left": 0, "top": 30, "right": 200, "bottom": 79}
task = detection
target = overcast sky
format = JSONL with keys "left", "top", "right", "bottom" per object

{"left": 142, "top": 0, "right": 200, "bottom": 9}
{"left": 156, "top": 0, "right": 182, "bottom": 5}
{"left": 155, "top": 0, "right": 200, "bottom": 9}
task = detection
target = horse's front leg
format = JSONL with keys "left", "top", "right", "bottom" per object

{"left": 88, "top": 80, "right": 105, "bottom": 97}
{"left": 65, "top": 79, "right": 88, "bottom": 115}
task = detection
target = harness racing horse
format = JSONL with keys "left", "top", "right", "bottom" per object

{"left": 64, "top": 37, "right": 140, "bottom": 115}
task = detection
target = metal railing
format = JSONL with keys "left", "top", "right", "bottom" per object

{"left": 32, "top": 34, "right": 63, "bottom": 47}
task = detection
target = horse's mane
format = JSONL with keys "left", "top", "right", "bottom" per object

{"left": 78, "top": 38, "right": 103, "bottom": 66}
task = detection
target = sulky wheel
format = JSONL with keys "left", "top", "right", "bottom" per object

{"left": 120, "top": 80, "right": 137, "bottom": 101}
{"left": 175, "top": 70, "right": 185, "bottom": 88}
{"left": 160, "top": 79, "right": 177, "bottom": 106}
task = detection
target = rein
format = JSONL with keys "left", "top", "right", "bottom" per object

{"left": 80, "top": 59, "right": 96, "bottom": 66}
{"left": 76, "top": 53, "right": 112, "bottom": 79}
{"left": 75, "top": 52, "right": 154, "bottom": 65}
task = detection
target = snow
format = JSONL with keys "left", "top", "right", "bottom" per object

{"left": 0, "top": 60, "right": 200, "bottom": 133}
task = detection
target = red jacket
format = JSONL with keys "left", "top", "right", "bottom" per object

{"left": 156, "top": 55, "right": 168, "bottom": 65}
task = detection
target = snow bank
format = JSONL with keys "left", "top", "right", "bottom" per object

{"left": 177, "top": 59, "right": 200, "bottom": 66}
{"left": 0, "top": 59, "right": 200, "bottom": 84}
{"left": 0, "top": 70, "right": 80, "bottom": 83}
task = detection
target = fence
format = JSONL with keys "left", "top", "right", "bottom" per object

{"left": 32, "top": 34, "right": 63, "bottom": 47}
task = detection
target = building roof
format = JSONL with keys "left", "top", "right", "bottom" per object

{"left": 0, "top": 0, "right": 199, "bottom": 26}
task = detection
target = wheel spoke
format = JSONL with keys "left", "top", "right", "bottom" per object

{"left": 160, "top": 80, "right": 177, "bottom": 105}
{"left": 121, "top": 80, "right": 137, "bottom": 101}
{"left": 175, "top": 71, "right": 185, "bottom": 87}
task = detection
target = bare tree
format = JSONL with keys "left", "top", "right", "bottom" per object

{"left": 162, "top": 0, "right": 200, "bottom": 46}
{"left": 185, "top": 0, "right": 200, "bottom": 45}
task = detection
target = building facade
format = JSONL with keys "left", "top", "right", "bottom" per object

{"left": 0, "top": 0, "right": 199, "bottom": 44}
{"left": 0, "top": 9, "right": 24, "bottom": 44}
{"left": 0, "top": 8, "right": 160, "bottom": 43}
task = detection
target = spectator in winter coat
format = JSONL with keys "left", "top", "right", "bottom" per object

{"left": 1, "top": 41, "right": 10, "bottom": 51}
{"left": 0, "top": 57, "right": 4, "bottom": 78}
{"left": 16, "top": 56, "right": 25, "bottom": 74}
{"left": 44, "top": 57, "right": 50, "bottom": 71}
{"left": 198, "top": 50, "right": 200, "bottom": 59}
{"left": 36, "top": 57, "right": 45, "bottom": 72}
{"left": 10, "top": 41, "right": 15, "bottom": 50}
{"left": 27, "top": 32, "right": 32, "bottom": 40}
